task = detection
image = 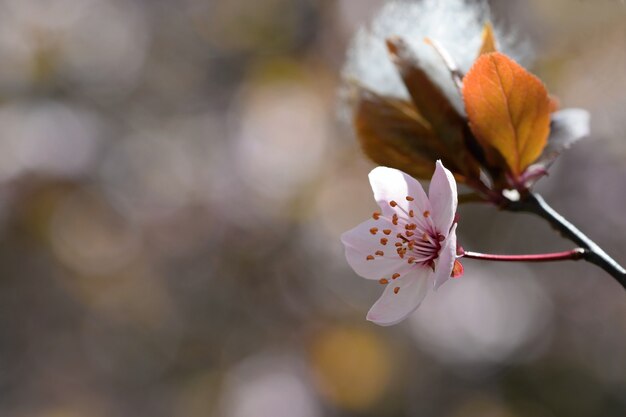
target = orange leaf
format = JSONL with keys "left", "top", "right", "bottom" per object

{"left": 477, "top": 22, "right": 497, "bottom": 56}
{"left": 462, "top": 52, "right": 551, "bottom": 176}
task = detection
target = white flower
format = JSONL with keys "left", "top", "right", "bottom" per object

{"left": 341, "top": 161, "right": 459, "bottom": 326}
{"left": 342, "top": 0, "right": 528, "bottom": 113}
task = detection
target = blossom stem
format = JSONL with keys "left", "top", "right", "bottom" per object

{"left": 461, "top": 248, "right": 585, "bottom": 263}
{"left": 507, "top": 193, "right": 626, "bottom": 289}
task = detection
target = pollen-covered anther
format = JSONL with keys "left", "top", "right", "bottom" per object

{"left": 380, "top": 238, "right": 388, "bottom": 245}
{"left": 366, "top": 255, "right": 375, "bottom": 261}
{"left": 405, "top": 223, "right": 417, "bottom": 231}
{"left": 409, "top": 210, "right": 414, "bottom": 217}
{"left": 375, "top": 250, "right": 384, "bottom": 256}
{"left": 407, "top": 257, "right": 416, "bottom": 264}
{"left": 372, "top": 212, "right": 381, "bottom": 220}
{"left": 406, "top": 231, "right": 414, "bottom": 237}
{"left": 393, "top": 287, "right": 400, "bottom": 294}
{"left": 392, "top": 273, "right": 400, "bottom": 280}
{"left": 394, "top": 242, "right": 403, "bottom": 247}
{"left": 383, "top": 229, "right": 391, "bottom": 235}
{"left": 379, "top": 278, "right": 389, "bottom": 285}
{"left": 369, "top": 227, "right": 378, "bottom": 235}
{"left": 392, "top": 214, "right": 399, "bottom": 225}
{"left": 406, "top": 196, "right": 414, "bottom": 201}
{"left": 389, "top": 200, "right": 398, "bottom": 207}
{"left": 423, "top": 210, "right": 430, "bottom": 218}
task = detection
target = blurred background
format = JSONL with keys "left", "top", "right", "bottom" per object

{"left": 0, "top": 0, "right": 625, "bottom": 416}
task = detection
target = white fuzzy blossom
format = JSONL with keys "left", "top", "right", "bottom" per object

{"left": 342, "top": 0, "right": 529, "bottom": 113}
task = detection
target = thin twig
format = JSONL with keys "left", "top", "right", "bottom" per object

{"left": 462, "top": 248, "right": 586, "bottom": 263}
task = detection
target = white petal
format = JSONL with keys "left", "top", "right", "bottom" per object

{"left": 369, "top": 166, "right": 431, "bottom": 217}
{"left": 538, "top": 109, "right": 590, "bottom": 165}
{"left": 433, "top": 223, "right": 457, "bottom": 290}
{"left": 428, "top": 160, "right": 457, "bottom": 235}
{"left": 366, "top": 267, "right": 431, "bottom": 326}
{"left": 341, "top": 219, "right": 406, "bottom": 280}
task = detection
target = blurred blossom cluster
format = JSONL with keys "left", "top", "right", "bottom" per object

{"left": 0, "top": 0, "right": 625, "bottom": 416}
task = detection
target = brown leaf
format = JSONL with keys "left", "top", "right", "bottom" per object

{"left": 353, "top": 88, "right": 442, "bottom": 179}
{"left": 385, "top": 37, "right": 480, "bottom": 179}
{"left": 477, "top": 22, "right": 497, "bottom": 56}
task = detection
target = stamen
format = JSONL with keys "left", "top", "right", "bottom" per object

{"left": 366, "top": 255, "right": 375, "bottom": 260}
{"left": 372, "top": 212, "right": 381, "bottom": 220}
{"left": 406, "top": 196, "right": 414, "bottom": 201}
{"left": 423, "top": 210, "right": 430, "bottom": 218}
{"left": 379, "top": 278, "right": 389, "bottom": 285}
{"left": 393, "top": 287, "right": 400, "bottom": 294}
{"left": 389, "top": 200, "right": 397, "bottom": 207}
{"left": 375, "top": 250, "right": 384, "bottom": 256}
{"left": 369, "top": 227, "right": 378, "bottom": 235}
{"left": 380, "top": 238, "right": 388, "bottom": 245}
{"left": 383, "top": 229, "right": 392, "bottom": 235}
{"left": 392, "top": 273, "right": 400, "bottom": 280}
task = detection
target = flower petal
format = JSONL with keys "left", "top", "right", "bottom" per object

{"left": 366, "top": 267, "right": 430, "bottom": 326}
{"left": 369, "top": 166, "right": 430, "bottom": 217}
{"left": 341, "top": 219, "right": 406, "bottom": 280}
{"left": 433, "top": 224, "right": 457, "bottom": 290}
{"left": 428, "top": 160, "right": 457, "bottom": 235}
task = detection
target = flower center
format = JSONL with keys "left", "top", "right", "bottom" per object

{"left": 395, "top": 227, "right": 443, "bottom": 270}
{"left": 369, "top": 196, "right": 444, "bottom": 270}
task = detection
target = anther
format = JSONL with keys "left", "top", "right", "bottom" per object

{"left": 422, "top": 233, "right": 429, "bottom": 242}
{"left": 366, "top": 255, "right": 375, "bottom": 260}
{"left": 383, "top": 229, "right": 392, "bottom": 235}
{"left": 379, "top": 278, "right": 389, "bottom": 285}
{"left": 375, "top": 250, "right": 384, "bottom": 256}
{"left": 392, "top": 273, "right": 400, "bottom": 280}
{"left": 406, "top": 196, "right": 414, "bottom": 201}
{"left": 392, "top": 214, "right": 398, "bottom": 225}
{"left": 409, "top": 210, "right": 414, "bottom": 217}
{"left": 369, "top": 227, "right": 378, "bottom": 235}
{"left": 389, "top": 200, "right": 397, "bottom": 207}
{"left": 407, "top": 257, "right": 416, "bottom": 264}
{"left": 406, "top": 231, "right": 414, "bottom": 237}
{"left": 395, "top": 242, "right": 403, "bottom": 247}
{"left": 393, "top": 287, "right": 400, "bottom": 294}
{"left": 380, "top": 238, "right": 388, "bottom": 245}
{"left": 423, "top": 210, "right": 430, "bottom": 218}
{"left": 372, "top": 212, "right": 381, "bottom": 220}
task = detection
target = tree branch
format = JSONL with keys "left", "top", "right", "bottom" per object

{"left": 506, "top": 193, "right": 626, "bottom": 289}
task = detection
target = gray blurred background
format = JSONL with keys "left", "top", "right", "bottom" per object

{"left": 0, "top": 0, "right": 625, "bottom": 416}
